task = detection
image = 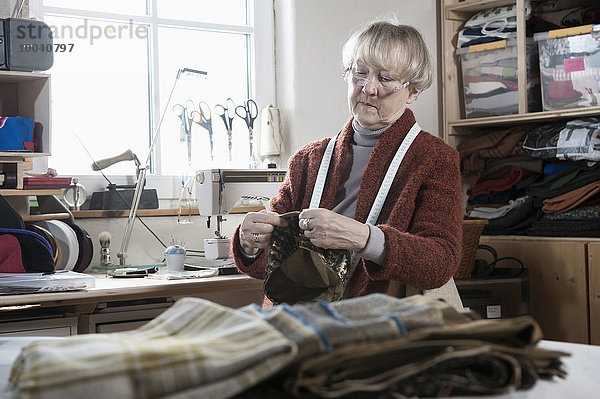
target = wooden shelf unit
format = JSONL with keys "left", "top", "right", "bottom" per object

{"left": 1, "top": 71, "right": 51, "bottom": 192}
{"left": 0, "top": 71, "right": 51, "bottom": 157}
{"left": 442, "top": 0, "right": 532, "bottom": 148}
{"left": 23, "top": 213, "right": 71, "bottom": 222}
{"left": 0, "top": 189, "right": 61, "bottom": 196}
{"left": 440, "top": 0, "right": 600, "bottom": 344}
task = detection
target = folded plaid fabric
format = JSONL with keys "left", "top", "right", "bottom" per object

{"left": 9, "top": 297, "right": 298, "bottom": 399}
{"left": 241, "top": 294, "right": 463, "bottom": 361}
{"left": 282, "top": 298, "right": 568, "bottom": 398}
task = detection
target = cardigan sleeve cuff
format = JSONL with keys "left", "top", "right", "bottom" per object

{"left": 239, "top": 247, "right": 263, "bottom": 266}
{"left": 356, "top": 223, "right": 386, "bottom": 265}
{"left": 230, "top": 224, "right": 268, "bottom": 278}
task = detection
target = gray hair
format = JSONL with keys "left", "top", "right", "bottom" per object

{"left": 342, "top": 19, "right": 433, "bottom": 94}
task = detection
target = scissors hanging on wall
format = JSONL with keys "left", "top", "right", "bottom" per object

{"left": 215, "top": 97, "right": 236, "bottom": 161}
{"left": 172, "top": 99, "right": 197, "bottom": 165}
{"left": 191, "top": 101, "right": 214, "bottom": 161}
{"left": 235, "top": 99, "right": 259, "bottom": 168}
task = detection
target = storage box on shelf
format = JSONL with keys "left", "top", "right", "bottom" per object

{"left": 441, "top": 0, "right": 600, "bottom": 344}
{"left": 534, "top": 24, "right": 600, "bottom": 111}
{"left": 457, "top": 39, "right": 541, "bottom": 118}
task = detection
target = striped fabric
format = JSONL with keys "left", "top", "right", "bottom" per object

{"left": 241, "top": 294, "right": 450, "bottom": 361}
{"left": 9, "top": 297, "right": 298, "bottom": 399}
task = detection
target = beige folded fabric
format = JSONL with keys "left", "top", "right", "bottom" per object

{"left": 9, "top": 297, "right": 297, "bottom": 399}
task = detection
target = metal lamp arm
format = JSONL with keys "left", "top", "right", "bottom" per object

{"left": 116, "top": 68, "right": 206, "bottom": 265}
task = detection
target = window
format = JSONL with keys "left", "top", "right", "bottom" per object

{"left": 30, "top": 0, "right": 275, "bottom": 198}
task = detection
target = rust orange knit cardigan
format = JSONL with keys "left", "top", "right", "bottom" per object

{"left": 231, "top": 108, "right": 463, "bottom": 301}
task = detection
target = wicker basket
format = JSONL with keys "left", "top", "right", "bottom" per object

{"left": 455, "top": 219, "right": 488, "bottom": 279}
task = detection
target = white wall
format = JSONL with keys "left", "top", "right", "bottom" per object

{"left": 274, "top": 0, "right": 440, "bottom": 163}
{"left": 0, "top": 0, "right": 29, "bottom": 18}
{"left": 77, "top": 214, "right": 245, "bottom": 267}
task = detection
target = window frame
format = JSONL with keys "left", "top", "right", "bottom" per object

{"left": 29, "top": 0, "right": 275, "bottom": 205}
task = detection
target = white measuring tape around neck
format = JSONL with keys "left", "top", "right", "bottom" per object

{"left": 309, "top": 122, "right": 421, "bottom": 225}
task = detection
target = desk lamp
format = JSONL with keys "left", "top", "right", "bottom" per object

{"left": 117, "top": 68, "right": 207, "bottom": 266}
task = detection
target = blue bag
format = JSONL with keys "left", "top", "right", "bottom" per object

{"left": 0, "top": 116, "right": 35, "bottom": 151}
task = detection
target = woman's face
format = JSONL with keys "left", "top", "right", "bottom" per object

{"left": 347, "top": 60, "right": 419, "bottom": 130}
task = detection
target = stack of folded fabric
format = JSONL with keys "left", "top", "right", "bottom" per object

{"left": 529, "top": 205, "right": 600, "bottom": 236}
{"left": 523, "top": 118, "right": 600, "bottom": 236}
{"left": 459, "top": 124, "right": 539, "bottom": 185}
{"left": 526, "top": 166, "right": 600, "bottom": 236}
{"left": 457, "top": 3, "right": 530, "bottom": 49}
{"left": 8, "top": 295, "right": 568, "bottom": 399}
{"left": 459, "top": 126, "right": 543, "bottom": 235}
{"left": 237, "top": 294, "right": 567, "bottom": 398}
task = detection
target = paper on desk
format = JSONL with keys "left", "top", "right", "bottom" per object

{"left": 146, "top": 269, "right": 219, "bottom": 280}
{"left": 0, "top": 271, "right": 95, "bottom": 294}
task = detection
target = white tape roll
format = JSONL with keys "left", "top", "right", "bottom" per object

{"left": 35, "top": 220, "right": 79, "bottom": 271}
{"left": 259, "top": 105, "right": 283, "bottom": 157}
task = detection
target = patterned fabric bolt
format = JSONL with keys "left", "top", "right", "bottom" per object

{"left": 242, "top": 293, "right": 447, "bottom": 361}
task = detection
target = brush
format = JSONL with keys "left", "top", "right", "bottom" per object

{"left": 99, "top": 231, "right": 112, "bottom": 266}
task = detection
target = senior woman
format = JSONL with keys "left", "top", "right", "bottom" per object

{"left": 232, "top": 20, "right": 463, "bottom": 306}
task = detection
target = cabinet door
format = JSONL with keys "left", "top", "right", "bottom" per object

{"left": 588, "top": 242, "right": 600, "bottom": 345}
{"left": 0, "top": 317, "right": 78, "bottom": 337}
{"left": 480, "top": 238, "right": 588, "bottom": 344}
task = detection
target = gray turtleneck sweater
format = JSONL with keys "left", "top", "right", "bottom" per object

{"left": 331, "top": 119, "right": 388, "bottom": 266}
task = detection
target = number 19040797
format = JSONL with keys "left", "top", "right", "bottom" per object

{"left": 19, "top": 43, "right": 75, "bottom": 52}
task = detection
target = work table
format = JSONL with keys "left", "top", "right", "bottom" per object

{"left": 0, "top": 273, "right": 263, "bottom": 310}
{"left": 0, "top": 273, "right": 264, "bottom": 335}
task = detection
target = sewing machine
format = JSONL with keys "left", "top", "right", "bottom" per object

{"left": 195, "top": 169, "right": 286, "bottom": 259}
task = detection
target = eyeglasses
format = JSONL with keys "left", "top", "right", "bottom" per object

{"left": 343, "top": 67, "right": 410, "bottom": 95}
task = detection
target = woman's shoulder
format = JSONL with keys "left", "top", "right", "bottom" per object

{"left": 417, "top": 129, "right": 459, "bottom": 159}
{"left": 289, "top": 136, "right": 334, "bottom": 162}
{"left": 299, "top": 136, "right": 333, "bottom": 152}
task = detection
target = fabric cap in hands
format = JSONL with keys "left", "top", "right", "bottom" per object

{"left": 263, "top": 211, "right": 350, "bottom": 305}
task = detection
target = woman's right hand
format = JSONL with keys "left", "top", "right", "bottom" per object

{"left": 239, "top": 210, "right": 289, "bottom": 255}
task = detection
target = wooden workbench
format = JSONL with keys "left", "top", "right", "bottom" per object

{"left": 0, "top": 274, "right": 264, "bottom": 335}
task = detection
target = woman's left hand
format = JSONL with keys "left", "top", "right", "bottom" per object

{"left": 298, "top": 208, "right": 370, "bottom": 252}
